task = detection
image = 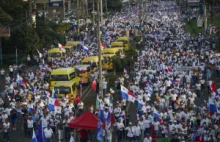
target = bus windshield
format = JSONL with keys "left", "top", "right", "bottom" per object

{"left": 54, "top": 87, "right": 71, "bottom": 94}
{"left": 50, "top": 75, "right": 69, "bottom": 81}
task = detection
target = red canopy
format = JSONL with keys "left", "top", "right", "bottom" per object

{"left": 68, "top": 111, "right": 99, "bottom": 130}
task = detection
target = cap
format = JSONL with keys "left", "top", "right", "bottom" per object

{"left": 129, "top": 122, "right": 132, "bottom": 125}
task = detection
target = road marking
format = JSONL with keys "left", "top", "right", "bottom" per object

{"left": 82, "top": 87, "right": 92, "bottom": 101}
{"left": 126, "top": 102, "right": 131, "bottom": 111}
{"left": 82, "top": 84, "right": 91, "bottom": 94}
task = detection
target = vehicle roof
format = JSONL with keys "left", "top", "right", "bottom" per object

{"left": 102, "top": 54, "right": 115, "bottom": 57}
{"left": 103, "top": 47, "right": 124, "bottom": 51}
{"left": 54, "top": 81, "right": 76, "bottom": 87}
{"left": 111, "top": 41, "right": 124, "bottom": 44}
{"left": 74, "top": 64, "right": 90, "bottom": 68}
{"left": 117, "top": 37, "right": 129, "bottom": 40}
{"left": 51, "top": 68, "right": 75, "bottom": 75}
{"left": 65, "top": 41, "right": 81, "bottom": 46}
{"left": 82, "top": 56, "right": 103, "bottom": 62}
{"left": 48, "top": 48, "right": 65, "bottom": 53}
{"left": 64, "top": 46, "right": 73, "bottom": 49}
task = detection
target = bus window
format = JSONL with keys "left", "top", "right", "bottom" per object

{"left": 69, "top": 72, "right": 75, "bottom": 80}
{"left": 51, "top": 75, "right": 68, "bottom": 81}
{"left": 54, "top": 87, "right": 71, "bottom": 94}
{"left": 49, "top": 53, "right": 61, "bottom": 57}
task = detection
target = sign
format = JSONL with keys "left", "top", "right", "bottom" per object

{"left": 49, "top": 0, "right": 63, "bottom": 7}
{"left": 197, "top": 18, "right": 203, "bottom": 28}
{"left": 0, "top": 27, "right": 10, "bottom": 37}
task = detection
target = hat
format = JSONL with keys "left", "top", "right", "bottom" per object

{"left": 129, "top": 122, "right": 132, "bottom": 125}
{"left": 3, "top": 110, "right": 6, "bottom": 113}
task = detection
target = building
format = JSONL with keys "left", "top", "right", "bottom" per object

{"left": 37, "top": 0, "right": 72, "bottom": 18}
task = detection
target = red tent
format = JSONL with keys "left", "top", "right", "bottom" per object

{"left": 68, "top": 111, "right": 99, "bottom": 130}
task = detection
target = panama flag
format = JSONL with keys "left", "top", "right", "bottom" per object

{"left": 48, "top": 97, "right": 61, "bottom": 114}
{"left": 32, "top": 129, "right": 37, "bottom": 142}
{"left": 17, "top": 74, "right": 28, "bottom": 87}
{"left": 124, "top": 68, "right": 129, "bottom": 78}
{"left": 209, "top": 97, "right": 217, "bottom": 116}
{"left": 210, "top": 82, "right": 218, "bottom": 96}
{"left": 58, "top": 43, "right": 66, "bottom": 52}
{"left": 121, "top": 85, "right": 136, "bottom": 103}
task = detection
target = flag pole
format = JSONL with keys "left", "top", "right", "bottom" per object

{"left": 97, "top": 0, "right": 103, "bottom": 98}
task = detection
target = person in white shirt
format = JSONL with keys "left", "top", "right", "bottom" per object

{"left": 77, "top": 101, "right": 84, "bottom": 116}
{"left": 27, "top": 116, "right": 34, "bottom": 137}
{"left": 44, "top": 125, "right": 53, "bottom": 142}
{"left": 116, "top": 119, "right": 124, "bottom": 142}
{"left": 125, "top": 122, "right": 134, "bottom": 141}
{"left": 133, "top": 121, "right": 141, "bottom": 141}
{"left": 1, "top": 111, "right": 8, "bottom": 123}
{"left": 195, "top": 81, "right": 201, "bottom": 98}
{"left": 143, "top": 133, "right": 152, "bottom": 142}
{"left": 3, "top": 118, "right": 10, "bottom": 141}
{"left": 153, "top": 119, "right": 160, "bottom": 136}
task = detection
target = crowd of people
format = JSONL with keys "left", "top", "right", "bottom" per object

{"left": 0, "top": 1, "right": 220, "bottom": 142}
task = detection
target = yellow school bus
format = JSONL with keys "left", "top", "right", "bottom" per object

{"left": 64, "top": 46, "right": 73, "bottom": 54}
{"left": 48, "top": 48, "right": 65, "bottom": 58}
{"left": 81, "top": 56, "right": 103, "bottom": 73}
{"left": 53, "top": 81, "right": 78, "bottom": 101}
{"left": 65, "top": 41, "right": 81, "bottom": 47}
{"left": 102, "top": 54, "right": 115, "bottom": 70}
{"left": 74, "top": 64, "right": 91, "bottom": 85}
{"left": 117, "top": 37, "right": 130, "bottom": 50}
{"left": 102, "top": 47, "right": 124, "bottom": 56}
{"left": 50, "top": 68, "right": 80, "bottom": 91}
{"left": 111, "top": 42, "right": 124, "bottom": 48}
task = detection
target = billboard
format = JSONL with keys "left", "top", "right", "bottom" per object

{"left": 0, "top": 27, "right": 10, "bottom": 37}
{"left": 49, "top": 0, "right": 63, "bottom": 7}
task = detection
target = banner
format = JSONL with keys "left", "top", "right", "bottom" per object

{"left": 0, "top": 27, "right": 10, "bottom": 37}
{"left": 197, "top": 18, "right": 203, "bottom": 28}
{"left": 49, "top": 0, "right": 63, "bottom": 7}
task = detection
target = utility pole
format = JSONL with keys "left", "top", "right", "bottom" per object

{"left": 100, "top": 0, "right": 103, "bottom": 22}
{"left": 77, "top": 0, "right": 80, "bottom": 36}
{"left": 93, "top": 0, "right": 95, "bottom": 25}
{"left": 105, "top": 0, "right": 107, "bottom": 15}
{"left": 29, "top": 0, "right": 32, "bottom": 25}
{"left": 97, "top": 0, "right": 103, "bottom": 97}
{"left": 86, "top": 0, "right": 89, "bottom": 21}
{"left": 203, "top": 0, "right": 207, "bottom": 31}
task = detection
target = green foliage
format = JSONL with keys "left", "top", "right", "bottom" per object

{"left": 112, "top": 47, "right": 138, "bottom": 73}
{"left": 0, "top": 7, "right": 12, "bottom": 22}
{"left": 107, "top": 0, "right": 122, "bottom": 11}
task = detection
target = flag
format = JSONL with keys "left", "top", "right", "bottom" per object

{"left": 48, "top": 97, "right": 61, "bottom": 114}
{"left": 110, "top": 88, "right": 115, "bottom": 94}
{"left": 97, "top": 122, "right": 104, "bottom": 141}
{"left": 121, "top": 85, "right": 136, "bottom": 103}
{"left": 58, "top": 43, "right": 66, "bottom": 52}
{"left": 124, "top": 69, "right": 129, "bottom": 78}
{"left": 17, "top": 74, "right": 28, "bottom": 87}
{"left": 70, "top": 135, "right": 75, "bottom": 142}
{"left": 37, "top": 50, "right": 42, "bottom": 58}
{"left": 209, "top": 98, "right": 217, "bottom": 116}
{"left": 28, "top": 107, "right": 34, "bottom": 113}
{"left": 106, "top": 111, "right": 111, "bottom": 129}
{"left": 111, "top": 113, "right": 116, "bottom": 124}
{"left": 147, "top": 85, "right": 153, "bottom": 95}
{"left": 36, "top": 121, "right": 45, "bottom": 142}
{"left": 153, "top": 108, "right": 160, "bottom": 120}
{"left": 99, "top": 110, "right": 105, "bottom": 124}
{"left": 210, "top": 82, "right": 217, "bottom": 95}
{"left": 92, "top": 80, "right": 97, "bottom": 92}
{"left": 80, "top": 43, "right": 89, "bottom": 52}
{"left": 51, "top": 89, "right": 57, "bottom": 98}
{"left": 45, "top": 91, "right": 50, "bottom": 97}
{"left": 32, "top": 129, "right": 37, "bottom": 142}
{"left": 152, "top": 125, "right": 157, "bottom": 142}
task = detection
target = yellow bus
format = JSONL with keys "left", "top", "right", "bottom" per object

{"left": 53, "top": 81, "right": 78, "bottom": 101}
{"left": 64, "top": 46, "right": 73, "bottom": 54}
{"left": 111, "top": 42, "right": 124, "bottom": 48}
{"left": 74, "top": 64, "right": 91, "bottom": 85}
{"left": 102, "top": 54, "right": 115, "bottom": 70}
{"left": 81, "top": 56, "right": 103, "bottom": 72}
{"left": 48, "top": 48, "right": 65, "bottom": 58}
{"left": 65, "top": 41, "right": 81, "bottom": 47}
{"left": 102, "top": 47, "right": 124, "bottom": 56}
{"left": 50, "top": 68, "right": 80, "bottom": 91}
{"left": 117, "top": 37, "right": 130, "bottom": 50}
